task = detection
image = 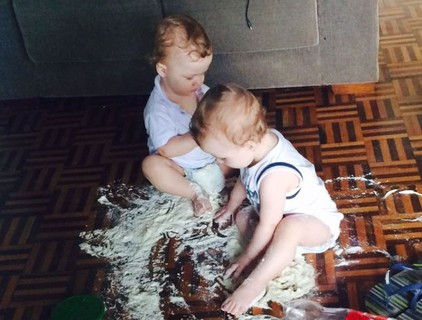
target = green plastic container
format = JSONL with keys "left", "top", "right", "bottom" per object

{"left": 50, "top": 295, "right": 106, "bottom": 320}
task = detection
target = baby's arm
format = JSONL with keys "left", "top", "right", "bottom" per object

{"left": 226, "top": 170, "right": 299, "bottom": 279}
{"left": 250, "top": 170, "right": 299, "bottom": 260}
{"left": 157, "top": 132, "right": 198, "bottom": 158}
{"left": 214, "top": 177, "right": 246, "bottom": 223}
{"left": 221, "top": 170, "right": 300, "bottom": 316}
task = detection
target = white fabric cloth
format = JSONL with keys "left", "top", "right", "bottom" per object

{"left": 143, "top": 76, "right": 215, "bottom": 169}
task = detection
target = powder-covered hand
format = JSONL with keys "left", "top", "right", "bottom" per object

{"left": 214, "top": 206, "right": 233, "bottom": 224}
{"left": 224, "top": 254, "right": 252, "bottom": 280}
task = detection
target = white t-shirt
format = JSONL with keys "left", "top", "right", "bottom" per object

{"left": 143, "top": 76, "right": 215, "bottom": 169}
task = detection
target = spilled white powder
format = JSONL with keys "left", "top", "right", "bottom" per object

{"left": 381, "top": 188, "right": 422, "bottom": 200}
{"left": 334, "top": 244, "right": 401, "bottom": 268}
{"left": 80, "top": 184, "right": 316, "bottom": 319}
{"left": 324, "top": 174, "right": 380, "bottom": 187}
{"left": 343, "top": 246, "right": 364, "bottom": 254}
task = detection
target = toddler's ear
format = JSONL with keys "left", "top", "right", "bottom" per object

{"left": 244, "top": 140, "right": 256, "bottom": 151}
{"left": 156, "top": 62, "right": 167, "bottom": 78}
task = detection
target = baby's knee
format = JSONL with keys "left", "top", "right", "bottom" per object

{"left": 141, "top": 154, "right": 167, "bottom": 176}
{"left": 276, "top": 214, "right": 332, "bottom": 247}
{"left": 141, "top": 155, "right": 156, "bottom": 173}
{"left": 274, "top": 215, "right": 312, "bottom": 237}
{"left": 279, "top": 214, "right": 303, "bottom": 226}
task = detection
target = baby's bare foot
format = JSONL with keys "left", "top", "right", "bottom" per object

{"left": 192, "top": 192, "right": 212, "bottom": 216}
{"left": 221, "top": 280, "right": 266, "bottom": 316}
{"left": 190, "top": 182, "right": 212, "bottom": 216}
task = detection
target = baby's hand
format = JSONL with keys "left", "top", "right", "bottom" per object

{"left": 224, "top": 262, "right": 241, "bottom": 280}
{"left": 214, "top": 206, "right": 233, "bottom": 224}
{"left": 224, "top": 254, "right": 251, "bottom": 280}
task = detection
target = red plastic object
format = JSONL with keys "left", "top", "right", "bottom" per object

{"left": 346, "top": 310, "right": 391, "bottom": 320}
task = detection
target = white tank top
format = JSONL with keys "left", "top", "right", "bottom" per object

{"left": 240, "top": 129, "right": 338, "bottom": 215}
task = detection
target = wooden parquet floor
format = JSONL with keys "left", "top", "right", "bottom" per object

{"left": 2, "top": 0, "right": 422, "bottom": 319}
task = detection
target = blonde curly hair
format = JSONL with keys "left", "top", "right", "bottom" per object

{"left": 151, "top": 14, "right": 212, "bottom": 65}
{"left": 191, "top": 83, "right": 267, "bottom": 146}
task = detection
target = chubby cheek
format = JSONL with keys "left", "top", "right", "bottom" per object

{"left": 179, "top": 80, "right": 192, "bottom": 92}
{"left": 237, "top": 151, "right": 255, "bottom": 168}
{"left": 171, "top": 78, "right": 190, "bottom": 94}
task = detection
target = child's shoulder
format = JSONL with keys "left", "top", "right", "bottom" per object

{"left": 146, "top": 78, "right": 172, "bottom": 108}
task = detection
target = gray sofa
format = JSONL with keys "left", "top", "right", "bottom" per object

{"left": 0, "top": 0, "right": 379, "bottom": 100}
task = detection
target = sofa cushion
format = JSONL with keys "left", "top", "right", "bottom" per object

{"left": 162, "top": 0, "right": 319, "bottom": 54}
{"left": 12, "top": 0, "right": 162, "bottom": 63}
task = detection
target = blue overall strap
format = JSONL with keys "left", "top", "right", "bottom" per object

{"left": 256, "top": 162, "right": 303, "bottom": 199}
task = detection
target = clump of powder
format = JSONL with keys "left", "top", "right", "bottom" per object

{"left": 259, "top": 255, "right": 316, "bottom": 306}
